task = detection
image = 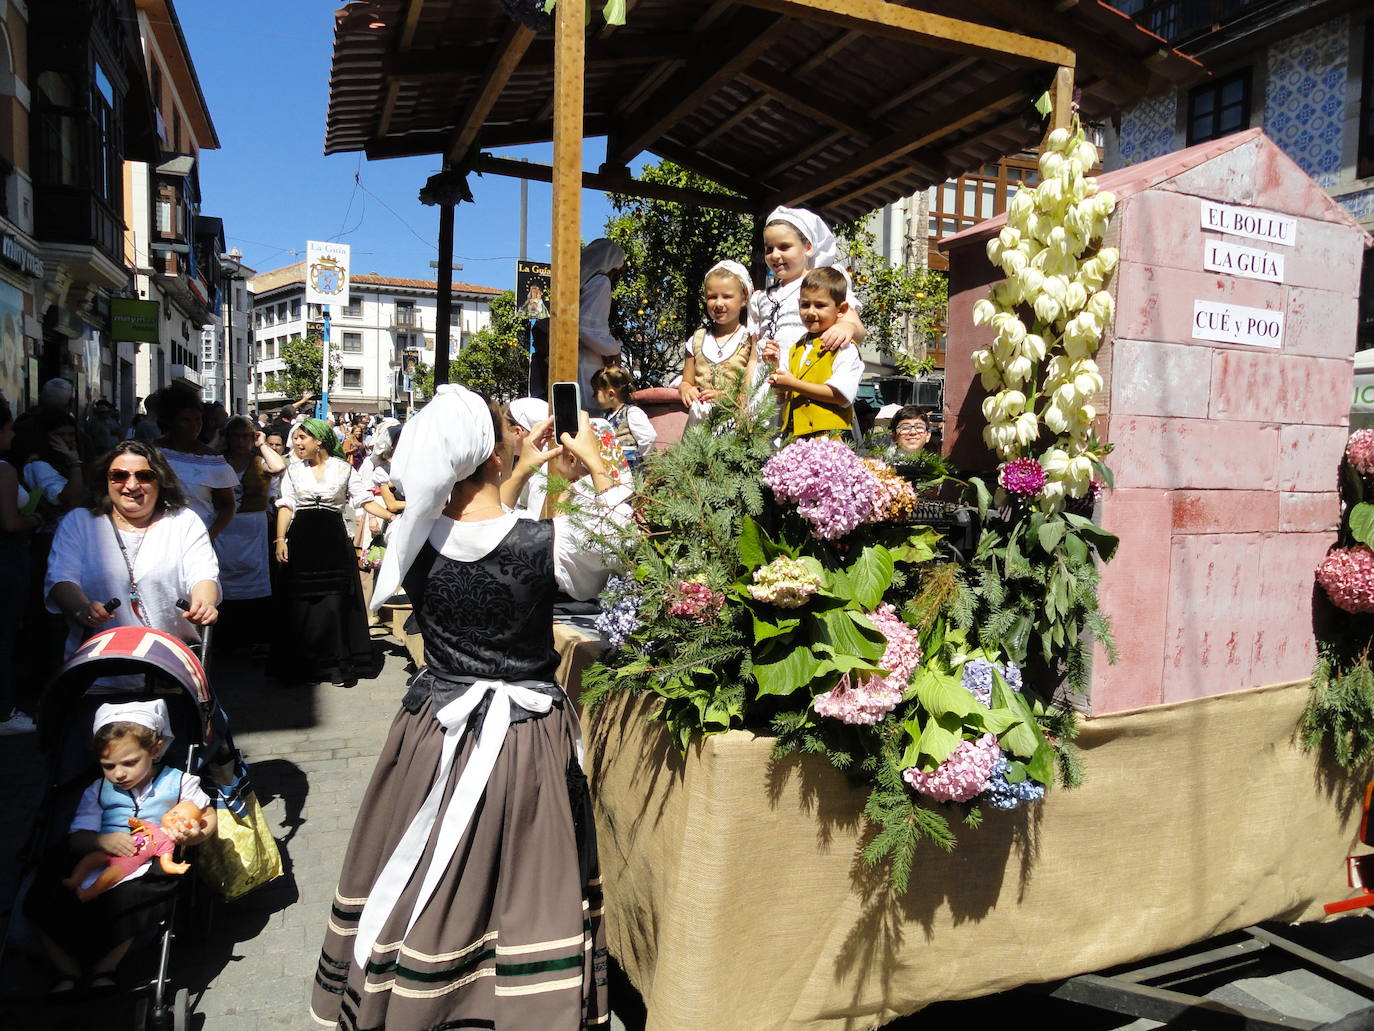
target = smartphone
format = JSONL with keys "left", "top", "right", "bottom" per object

{"left": 551, "top": 381, "right": 581, "bottom": 444}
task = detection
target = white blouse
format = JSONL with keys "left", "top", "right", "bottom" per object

{"left": 746, "top": 269, "right": 861, "bottom": 349}
{"left": 161, "top": 449, "right": 237, "bottom": 528}
{"left": 45, "top": 506, "right": 222, "bottom": 659}
{"left": 278, "top": 456, "right": 368, "bottom": 514}
{"left": 429, "top": 484, "right": 633, "bottom": 600}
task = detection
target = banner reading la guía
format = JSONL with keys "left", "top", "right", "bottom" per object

{"left": 305, "top": 241, "right": 351, "bottom": 308}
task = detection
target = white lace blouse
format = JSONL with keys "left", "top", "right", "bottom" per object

{"left": 278, "top": 457, "right": 368, "bottom": 514}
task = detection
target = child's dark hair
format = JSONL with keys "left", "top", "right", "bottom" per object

{"left": 800, "top": 267, "right": 847, "bottom": 305}
{"left": 94, "top": 721, "right": 162, "bottom": 756}
{"left": 590, "top": 365, "right": 634, "bottom": 405}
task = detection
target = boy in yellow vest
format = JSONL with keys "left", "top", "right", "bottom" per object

{"left": 761, "top": 267, "right": 862, "bottom": 438}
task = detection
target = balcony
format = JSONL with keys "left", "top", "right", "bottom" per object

{"left": 171, "top": 363, "right": 201, "bottom": 388}
{"left": 391, "top": 308, "right": 419, "bottom": 329}
{"left": 34, "top": 185, "right": 124, "bottom": 269}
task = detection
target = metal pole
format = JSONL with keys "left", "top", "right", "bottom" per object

{"left": 433, "top": 202, "right": 455, "bottom": 387}
{"left": 222, "top": 282, "right": 233, "bottom": 414}
{"left": 320, "top": 306, "right": 331, "bottom": 420}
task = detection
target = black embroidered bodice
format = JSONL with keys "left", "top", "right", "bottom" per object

{"left": 403, "top": 518, "right": 559, "bottom": 683}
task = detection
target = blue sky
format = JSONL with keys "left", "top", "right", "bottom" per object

{"left": 180, "top": 2, "right": 621, "bottom": 291}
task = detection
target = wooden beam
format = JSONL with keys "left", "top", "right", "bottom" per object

{"left": 608, "top": 8, "right": 786, "bottom": 165}
{"left": 549, "top": 0, "right": 583, "bottom": 388}
{"left": 734, "top": 0, "right": 1076, "bottom": 66}
{"left": 793, "top": 28, "right": 863, "bottom": 76}
{"left": 963, "top": 0, "right": 1148, "bottom": 94}
{"left": 474, "top": 154, "right": 758, "bottom": 213}
{"left": 764, "top": 71, "right": 1028, "bottom": 209}
{"left": 362, "top": 115, "right": 615, "bottom": 159}
{"left": 1049, "top": 65, "right": 1074, "bottom": 132}
{"left": 695, "top": 90, "right": 769, "bottom": 150}
{"left": 445, "top": 22, "right": 536, "bottom": 164}
{"left": 383, "top": 35, "right": 699, "bottom": 81}
{"left": 646, "top": 138, "right": 766, "bottom": 200}
{"left": 374, "top": 0, "right": 427, "bottom": 141}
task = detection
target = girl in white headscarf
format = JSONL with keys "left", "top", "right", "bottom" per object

{"left": 747, "top": 205, "right": 865, "bottom": 356}
{"left": 310, "top": 385, "right": 626, "bottom": 1030}
{"left": 681, "top": 259, "right": 757, "bottom": 426}
{"left": 577, "top": 237, "right": 626, "bottom": 415}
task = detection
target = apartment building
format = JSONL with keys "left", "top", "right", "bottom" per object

{"left": 248, "top": 262, "right": 500, "bottom": 415}
{"left": 200, "top": 247, "right": 253, "bottom": 414}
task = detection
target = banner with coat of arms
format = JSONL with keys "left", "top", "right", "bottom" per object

{"left": 305, "top": 240, "right": 350, "bottom": 308}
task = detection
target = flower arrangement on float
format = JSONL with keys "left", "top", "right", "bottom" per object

{"left": 582, "top": 119, "right": 1122, "bottom": 890}
{"left": 1306, "top": 429, "right": 1374, "bottom": 767}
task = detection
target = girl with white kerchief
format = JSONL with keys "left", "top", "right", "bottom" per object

{"left": 310, "top": 385, "right": 625, "bottom": 1030}
{"left": 681, "top": 259, "right": 758, "bottom": 427}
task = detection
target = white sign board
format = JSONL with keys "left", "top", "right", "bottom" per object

{"left": 1200, "top": 201, "right": 1296, "bottom": 248}
{"left": 305, "top": 240, "right": 350, "bottom": 307}
{"left": 1192, "top": 300, "right": 1284, "bottom": 349}
{"left": 1202, "top": 239, "right": 1285, "bottom": 284}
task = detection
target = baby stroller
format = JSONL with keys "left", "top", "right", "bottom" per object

{"left": 4, "top": 625, "right": 232, "bottom": 1030}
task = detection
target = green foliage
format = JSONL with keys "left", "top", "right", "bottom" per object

{"left": 835, "top": 219, "right": 948, "bottom": 358}
{"left": 604, "top": 161, "right": 754, "bottom": 388}
{"left": 415, "top": 291, "right": 530, "bottom": 402}
{"left": 267, "top": 334, "right": 342, "bottom": 400}
{"left": 958, "top": 487, "right": 1118, "bottom": 697}
{"left": 1302, "top": 645, "right": 1374, "bottom": 769}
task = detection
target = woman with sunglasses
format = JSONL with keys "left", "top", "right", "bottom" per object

{"left": 45, "top": 441, "right": 219, "bottom": 665}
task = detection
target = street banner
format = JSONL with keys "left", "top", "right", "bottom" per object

{"left": 111, "top": 298, "right": 160, "bottom": 343}
{"left": 516, "top": 260, "right": 551, "bottom": 322}
{"left": 306, "top": 240, "right": 350, "bottom": 308}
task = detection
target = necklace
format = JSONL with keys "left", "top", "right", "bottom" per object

{"left": 108, "top": 514, "right": 151, "bottom": 626}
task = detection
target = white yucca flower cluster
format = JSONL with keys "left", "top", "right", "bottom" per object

{"left": 970, "top": 121, "right": 1119, "bottom": 511}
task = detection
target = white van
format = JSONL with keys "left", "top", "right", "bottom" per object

{"left": 1354, "top": 349, "right": 1374, "bottom": 430}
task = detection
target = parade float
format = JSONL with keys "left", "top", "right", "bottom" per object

{"left": 323, "top": 4, "right": 1372, "bottom": 1027}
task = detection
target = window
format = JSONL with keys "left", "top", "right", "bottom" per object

{"left": 342, "top": 369, "right": 362, "bottom": 390}
{"left": 395, "top": 301, "right": 416, "bottom": 328}
{"left": 342, "top": 298, "right": 362, "bottom": 318}
{"left": 450, "top": 304, "right": 463, "bottom": 326}
{"left": 263, "top": 307, "right": 275, "bottom": 326}
{"left": 91, "top": 63, "right": 119, "bottom": 205}
{"left": 290, "top": 299, "right": 301, "bottom": 319}
{"left": 1359, "top": 251, "right": 1374, "bottom": 352}
{"left": 925, "top": 157, "right": 1040, "bottom": 269}
{"left": 341, "top": 331, "right": 363, "bottom": 353}
{"left": 1187, "top": 69, "right": 1251, "bottom": 146}
{"left": 276, "top": 302, "right": 288, "bottom": 321}
{"left": 308, "top": 303, "right": 322, "bottom": 319}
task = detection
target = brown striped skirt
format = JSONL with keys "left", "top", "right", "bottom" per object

{"left": 310, "top": 693, "right": 608, "bottom": 1030}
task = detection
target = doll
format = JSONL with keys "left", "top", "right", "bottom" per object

{"left": 64, "top": 800, "right": 208, "bottom": 902}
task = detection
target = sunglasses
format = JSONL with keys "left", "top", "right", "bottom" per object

{"left": 109, "top": 469, "right": 158, "bottom": 484}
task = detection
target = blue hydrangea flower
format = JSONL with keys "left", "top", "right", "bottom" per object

{"left": 982, "top": 759, "right": 1046, "bottom": 810}
{"left": 595, "top": 575, "right": 642, "bottom": 649}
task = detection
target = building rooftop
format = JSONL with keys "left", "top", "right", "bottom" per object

{"left": 248, "top": 261, "right": 504, "bottom": 298}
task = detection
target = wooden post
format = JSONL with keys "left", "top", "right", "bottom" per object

{"left": 1050, "top": 64, "right": 1075, "bottom": 132}
{"left": 433, "top": 201, "right": 455, "bottom": 386}
{"left": 548, "top": 0, "right": 584, "bottom": 388}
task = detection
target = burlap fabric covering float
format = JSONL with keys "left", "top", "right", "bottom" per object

{"left": 583, "top": 679, "right": 1367, "bottom": 1031}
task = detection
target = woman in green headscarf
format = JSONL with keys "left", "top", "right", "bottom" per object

{"left": 270, "top": 417, "right": 374, "bottom": 685}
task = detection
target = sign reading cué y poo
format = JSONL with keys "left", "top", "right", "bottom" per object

{"left": 1191, "top": 200, "right": 1292, "bottom": 349}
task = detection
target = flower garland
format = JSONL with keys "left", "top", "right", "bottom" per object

{"left": 971, "top": 119, "right": 1118, "bottom": 512}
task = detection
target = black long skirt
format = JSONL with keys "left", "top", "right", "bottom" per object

{"left": 271, "top": 509, "right": 373, "bottom": 683}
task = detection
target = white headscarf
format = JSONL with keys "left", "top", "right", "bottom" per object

{"left": 508, "top": 397, "right": 549, "bottom": 432}
{"left": 766, "top": 206, "right": 836, "bottom": 269}
{"left": 705, "top": 259, "right": 752, "bottom": 296}
{"left": 371, "top": 418, "right": 402, "bottom": 460}
{"left": 94, "top": 699, "right": 174, "bottom": 757}
{"left": 580, "top": 239, "right": 626, "bottom": 287}
{"left": 372, "top": 384, "right": 495, "bottom": 608}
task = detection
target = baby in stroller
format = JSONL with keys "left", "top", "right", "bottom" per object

{"left": 28, "top": 698, "right": 215, "bottom": 997}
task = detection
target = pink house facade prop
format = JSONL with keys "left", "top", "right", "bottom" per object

{"left": 941, "top": 129, "right": 1373, "bottom": 716}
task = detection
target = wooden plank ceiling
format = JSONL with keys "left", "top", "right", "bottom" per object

{"left": 326, "top": 0, "right": 1202, "bottom": 222}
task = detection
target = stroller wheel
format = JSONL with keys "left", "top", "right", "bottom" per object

{"left": 173, "top": 987, "right": 190, "bottom": 1031}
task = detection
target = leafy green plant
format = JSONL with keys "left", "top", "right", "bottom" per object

{"left": 416, "top": 291, "right": 530, "bottom": 401}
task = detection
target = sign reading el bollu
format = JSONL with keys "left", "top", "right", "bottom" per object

{"left": 111, "top": 298, "right": 161, "bottom": 343}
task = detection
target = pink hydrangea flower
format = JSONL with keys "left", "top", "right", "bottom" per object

{"left": 1347, "top": 430, "right": 1374, "bottom": 477}
{"left": 1317, "top": 546, "right": 1374, "bottom": 614}
{"left": 667, "top": 579, "right": 725, "bottom": 623}
{"left": 999, "top": 457, "right": 1046, "bottom": 497}
{"left": 862, "top": 459, "right": 918, "bottom": 522}
{"left": 902, "top": 732, "right": 1001, "bottom": 803}
{"left": 813, "top": 605, "right": 923, "bottom": 724}
{"left": 762, "top": 437, "right": 880, "bottom": 540}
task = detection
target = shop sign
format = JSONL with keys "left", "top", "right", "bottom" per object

{"left": 1200, "top": 201, "right": 1295, "bottom": 247}
{"left": 111, "top": 298, "right": 161, "bottom": 343}
{"left": 1202, "top": 239, "right": 1285, "bottom": 284}
{"left": 1192, "top": 299, "right": 1284, "bottom": 349}
{"left": 0, "top": 233, "right": 43, "bottom": 278}
{"left": 305, "top": 240, "right": 350, "bottom": 307}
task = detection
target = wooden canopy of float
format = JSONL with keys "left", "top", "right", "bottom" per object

{"left": 324, "top": 0, "right": 1200, "bottom": 385}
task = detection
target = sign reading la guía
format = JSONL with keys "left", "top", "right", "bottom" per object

{"left": 305, "top": 240, "right": 351, "bottom": 308}
{"left": 1192, "top": 300, "right": 1284, "bottom": 349}
{"left": 1202, "top": 239, "right": 1285, "bottom": 284}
